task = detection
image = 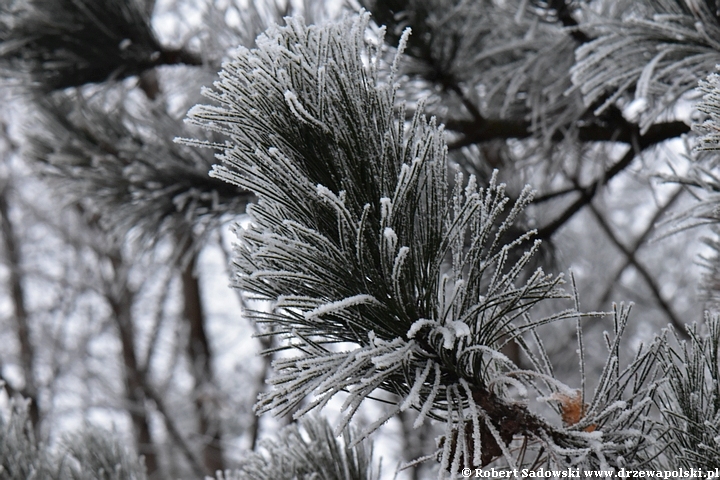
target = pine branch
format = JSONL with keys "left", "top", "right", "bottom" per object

{"left": 61, "top": 429, "right": 148, "bottom": 480}
{"left": 184, "top": 12, "right": 664, "bottom": 474}
{"left": 359, "top": 0, "right": 693, "bottom": 251}
{"left": 571, "top": 0, "right": 720, "bottom": 132}
{"left": 0, "top": 399, "right": 57, "bottom": 479}
{"left": 656, "top": 314, "right": 720, "bottom": 469}
{"left": 27, "top": 88, "right": 249, "bottom": 260}
{"left": 225, "top": 416, "right": 376, "bottom": 480}
{"left": 0, "top": 395, "right": 148, "bottom": 479}
{"left": 667, "top": 74, "right": 720, "bottom": 304}
{"left": 0, "top": 0, "right": 201, "bottom": 91}
{"left": 359, "top": 0, "right": 585, "bottom": 140}
{"left": 359, "top": 0, "right": 617, "bottom": 143}
{"left": 696, "top": 70, "right": 720, "bottom": 151}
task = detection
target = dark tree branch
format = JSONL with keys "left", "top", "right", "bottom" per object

{"left": 461, "top": 385, "right": 567, "bottom": 467}
{"left": 399, "top": 410, "right": 433, "bottom": 480}
{"left": 536, "top": 124, "right": 686, "bottom": 240}
{"left": 139, "top": 268, "right": 174, "bottom": 375}
{"left": 446, "top": 117, "right": 690, "bottom": 150}
{"left": 532, "top": 185, "right": 579, "bottom": 204}
{"left": 446, "top": 82, "right": 484, "bottom": 123}
{"left": 217, "top": 234, "right": 273, "bottom": 450}
{"left": 538, "top": 0, "right": 592, "bottom": 43}
{"left": 0, "top": 181, "right": 40, "bottom": 436}
{"left": 536, "top": 144, "right": 637, "bottom": 240}
{"left": 140, "top": 376, "right": 208, "bottom": 478}
{"left": 597, "top": 187, "right": 684, "bottom": 308}
{"left": 106, "top": 247, "right": 212, "bottom": 477}
{"left": 106, "top": 252, "right": 159, "bottom": 475}
{"left": 589, "top": 204, "right": 688, "bottom": 337}
{"left": 180, "top": 250, "right": 225, "bottom": 473}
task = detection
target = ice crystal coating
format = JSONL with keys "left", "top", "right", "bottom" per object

{"left": 184, "top": 12, "right": 663, "bottom": 475}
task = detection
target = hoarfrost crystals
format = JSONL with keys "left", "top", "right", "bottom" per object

{"left": 183, "top": 10, "right": 662, "bottom": 476}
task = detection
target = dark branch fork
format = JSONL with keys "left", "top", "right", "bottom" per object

{"left": 443, "top": 81, "right": 690, "bottom": 241}
{"left": 427, "top": 0, "right": 691, "bottom": 242}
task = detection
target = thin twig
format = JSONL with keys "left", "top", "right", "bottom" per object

{"left": 0, "top": 179, "right": 40, "bottom": 433}
{"left": 597, "top": 187, "right": 684, "bottom": 307}
{"left": 537, "top": 132, "right": 641, "bottom": 240}
{"left": 589, "top": 204, "right": 688, "bottom": 337}
{"left": 140, "top": 379, "right": 208, "bottom": 477}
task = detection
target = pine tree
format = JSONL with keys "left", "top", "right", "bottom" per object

{"left": 5, "top": 0, "right": 720, "bottom": 478}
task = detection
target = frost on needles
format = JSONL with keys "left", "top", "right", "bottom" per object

{"left": 182, "top": 12, "right": 662, "bottom": 475}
